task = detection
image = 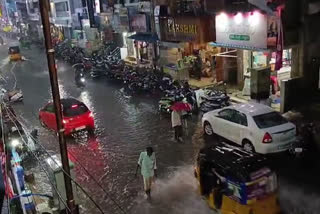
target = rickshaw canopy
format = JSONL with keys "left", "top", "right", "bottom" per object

{"left": 197, "top": 144, "right": 278, "bottom": 205}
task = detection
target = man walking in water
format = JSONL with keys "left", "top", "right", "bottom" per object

{"left": 171, "top": 109, "right": 182, "bottom": 142}
{"left": 136, "top": 147, "right": 157, "bottom": 200}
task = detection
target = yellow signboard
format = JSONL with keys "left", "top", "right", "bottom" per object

{"left": 167, "top": 23, "right": 198, "bottom": 34}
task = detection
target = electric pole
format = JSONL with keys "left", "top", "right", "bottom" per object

{"left": 38, "top": 0, "right": 78, "bottom": 213}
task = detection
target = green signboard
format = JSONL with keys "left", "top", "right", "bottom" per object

{"left": 229, "top": 34, "right": 250, "bottom": 41}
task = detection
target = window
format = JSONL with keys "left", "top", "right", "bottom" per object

{"left": 45, "top": 104, "right": 55, "bottom": 113}
{"left": 218, "top": 109, "right": 234, "bottom": 121}
{"left": 253, "top": 112, "right": 288, "bottom": 129}
{"left": 55, "top": 2, "right": 69, "bottom": 12}
{"left": 63, "top": 103, "right": 88, "bottom": 117}
{"left": 55, "top": 2, "right": 69, "bottom": 17}
{"left": 234, "top": 111, "right": 248, "bottom": 126}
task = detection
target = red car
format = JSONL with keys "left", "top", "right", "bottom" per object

{"left": 39, "top": 98, "right": 94, "bottom": 135}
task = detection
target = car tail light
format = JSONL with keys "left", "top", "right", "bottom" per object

{"left": 262, "top": 132, "right": 273, "bottom": 143}
{"left": 89, "top": 112, "right": 93, "bottom": 118}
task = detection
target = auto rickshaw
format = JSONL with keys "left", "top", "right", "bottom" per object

{"left": 8, "top": 46, "right": 22, "bottom": 61}
{"left": 194, "top": 144, "right": 281, "bottom": 214}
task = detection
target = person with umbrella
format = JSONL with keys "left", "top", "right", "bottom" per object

{"left": 171, "top": 108, "right": 182, "bottom": 142}
{"left": 171, "top": 101, "right": 192, "bottom": 142}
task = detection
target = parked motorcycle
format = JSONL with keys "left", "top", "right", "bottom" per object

{"left": 1, "top": 88, "right": 23, "bottom": 103}
{"left": 198, "top": 89, "right": 230, "bottom": 113}
{"left": 75, "top": 70, "right": 86, "bottom": 88}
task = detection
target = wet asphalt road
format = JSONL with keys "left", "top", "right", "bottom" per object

{"left": 1, "top": 40, "right": 320, "bottom": 214}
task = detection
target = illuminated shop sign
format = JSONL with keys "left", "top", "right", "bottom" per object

{"left": 215, "top": 11, "right": 267, "bottom": 49}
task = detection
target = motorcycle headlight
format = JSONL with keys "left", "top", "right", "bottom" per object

{"left": 80, "top": 78, "right": 85, "bottom": 83}
{"left": 11, "top": 139, "right": 21, "bottom": 148}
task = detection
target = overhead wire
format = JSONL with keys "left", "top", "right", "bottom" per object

{"left": 1, "top": 104, "right": 39, "bottom": 214}
{"left": 0, "top": 105, "right": 10, "bottom": 214}
{"left": 3, "top": 104, "right": 107, "bottom": 214}
{"left": 6, "top": 105, "right": 128, "bottom": 214}
{"left": 4, "top": 58, "right": 128, "bottom": 213}
{"left": 2, "top": 105, "right": 72, "bottom": 213}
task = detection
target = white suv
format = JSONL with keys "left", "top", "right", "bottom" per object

{"left": 202, "top": 103, "right": 297, "bottom": 154}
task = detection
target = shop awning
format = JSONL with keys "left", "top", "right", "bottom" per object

{"left": 127, "top": 33, "right": 159, "bottom": 43}
{"left": 209, "top": 42, "right": 268, "bottom": 51}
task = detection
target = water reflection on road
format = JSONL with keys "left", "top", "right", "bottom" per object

{"left": 1, "top": 45, "right": 320, "bottom": 214}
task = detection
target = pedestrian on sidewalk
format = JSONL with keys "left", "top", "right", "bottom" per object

{"left": 136, "top": 147, "right": 157, "bottom": 200}
{"left": 171, "top": 109, "right": 183, "bottom": 142}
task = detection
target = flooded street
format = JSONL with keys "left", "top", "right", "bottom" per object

{"left": 1, "top": 46, "right": 208, "bottom": 213}
{"left": 1, "top": 44, "right": 320, "bottom": 214}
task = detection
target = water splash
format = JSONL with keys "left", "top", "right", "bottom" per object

{"left": 131, "top": 166, "right": 214, "bottom": 214}
{"left": 280, "top": 181, "right": 320, "bottom": 214}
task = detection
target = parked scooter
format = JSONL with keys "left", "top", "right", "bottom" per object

{"left": 198, "top": 89, "right": 230, "bottom": 113}
{"left": 1, "top": 88, "right": 23, "bottom": 103}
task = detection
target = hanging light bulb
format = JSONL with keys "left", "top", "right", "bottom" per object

{"left": 248, "top": 11, "right": 260, "bottom": 26}
{"left": 234, "top": 12, "right": 243, "bottom": 24}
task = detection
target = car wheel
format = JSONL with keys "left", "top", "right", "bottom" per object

{"left": 243, "top": 140, "right": 255, "bottom": 153}
{"left": 204, "top": 121, "right": 214, "bottom": 136}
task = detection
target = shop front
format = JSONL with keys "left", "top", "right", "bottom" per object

{"left": 126, "top": 13, "right": 154, "bottom": 65}
{"left": 159, "top": 16, "right": 215, "bottom": 83}
{"left": 213, "top": 10, "right": 295, "bottom": 111}
{"left": 97, "top": 12, "right": 114, "bottom": 43}
{"left": 112, "top": 7, "right": 130, "bottom": 49}
{"left": 213, "top": 11, "right": 269, "bottom": 87}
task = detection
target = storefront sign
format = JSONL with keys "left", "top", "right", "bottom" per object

{"left": 267, "top": 15, "right": 278, "bottom": 47}
{"left": 275, "top": 9, "right": 283, "bottom": 70}
{"left": 215, "top": 12, "right": 267, "bottom": 49}
{"left": 162, "top": 17, "right": 213, "bottom": 43}
{"left": 167, "top": 21, "right": 198, "bottom": 34}
{"left": 130, "top": 14, "right": 147, "bottom": 32}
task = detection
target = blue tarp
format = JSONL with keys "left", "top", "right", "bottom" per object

{"left": 127, "top": 33, "right": 159, "bottom": 43}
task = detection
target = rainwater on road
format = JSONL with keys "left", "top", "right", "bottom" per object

{"left": 1, "top": 42, "right": 320, "bottom": 214}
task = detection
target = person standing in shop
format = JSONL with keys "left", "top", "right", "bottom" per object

{"left": 195, "top": 52, "right": 202, "bottom": 80}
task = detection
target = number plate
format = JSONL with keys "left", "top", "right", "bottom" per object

{"left": 75, "top": 126, "right": 86, "bottom": 131}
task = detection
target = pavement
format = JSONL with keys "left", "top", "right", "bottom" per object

{"left": 0, "top": 38, "right": 320, "bottom": 214}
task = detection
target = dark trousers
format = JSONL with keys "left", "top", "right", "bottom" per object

{"left": 174, "top": 125, "right": 182, "bottom": 140}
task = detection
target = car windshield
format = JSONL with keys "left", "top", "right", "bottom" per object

{"left": 63, "top": 103, "right": 88, "bottom": 117}
{"left": 253, "top": 112, "right": 288, "bottom": 129}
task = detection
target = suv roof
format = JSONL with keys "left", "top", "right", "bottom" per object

{"left": 198, "top": 144, "right": 270, "bottom": 182}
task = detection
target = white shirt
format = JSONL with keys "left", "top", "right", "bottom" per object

{"left": 138, "top": 152, "right": 157, "bottom": 178}
{"left": 171, "top": 111, "right": 181, "bottom": 128}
